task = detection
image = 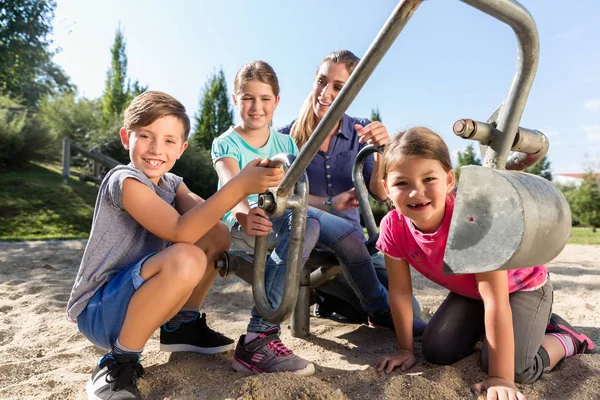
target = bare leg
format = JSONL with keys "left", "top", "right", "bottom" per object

{"left": 184, "top": 221, "right": 231, "bottom": 308}
{"left": 118, "top": 243, "right": 207, "bottom": 349}
{"left": 541, "top": 334, "right": 566, "bottom": 369}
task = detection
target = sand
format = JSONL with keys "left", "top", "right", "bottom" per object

{"left": 0, "top": 241, "right": 598, "bottom": 400}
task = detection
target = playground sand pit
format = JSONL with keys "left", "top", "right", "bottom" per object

{"left": 0, "top": 241, "right": 598, "bottom": 400}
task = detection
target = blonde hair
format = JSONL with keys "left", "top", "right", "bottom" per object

{"left": 233, "top": 60, "right": 280, "bottom": 97}
{"left": 124, "top": 91, "right": 191, "bottom": 140}
{"left": 380, "top": 127, "right": 452, "bottom": 180}
{"left": 290, "top": 50, "right": 360, "bottom": 148}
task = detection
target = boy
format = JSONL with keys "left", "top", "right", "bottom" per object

{"left": 66, "top": 91, "right": 283, "bottom": 399}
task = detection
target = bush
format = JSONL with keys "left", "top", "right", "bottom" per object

{"left": 0, "top": 96, "right": 57, "bottom": 168}
{"left": 171, "top": 143, "right": 218, "bottom": 200}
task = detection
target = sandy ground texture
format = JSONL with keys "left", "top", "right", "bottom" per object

{"left": 0, "top": 241, "right": 598, "bottom": 400}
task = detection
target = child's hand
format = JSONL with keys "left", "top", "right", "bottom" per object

{"left": 373, "top": 350, "right": 416, "bottom": 374}
{"left": 238, "top": 158, "right": 284, "bottom": 195}
{"left": 356, "top": 122, "right": 390, "bottom": 146}
{"left": 332, "top": 188, "right": 360, "bottom": 211}
{"left": 240, "top": 206, "right": 272, "bottom": 237}
{"left": 471, "top": 377, "right": 525, "bottom": 400}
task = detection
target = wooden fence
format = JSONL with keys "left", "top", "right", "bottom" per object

{"left": 61, "top": 138, "right": 122, "bottom": 184}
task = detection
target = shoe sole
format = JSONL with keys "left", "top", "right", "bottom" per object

{"left": 85, "top": 378, "right": 103, "bottom": 400}
{"left": 232, "top": 358, "right": 316, "bottom": 376}
{"left": 549, "top": 314, "right": 595, "bottom": 352}
{"left": 160, "top": 342, "right": 234, "bottom": 354}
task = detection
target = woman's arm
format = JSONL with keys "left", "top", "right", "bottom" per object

{"left": 307, "top": 191, "right": 360, "bottom": 213}
{"left": 214, "top": 157, "right": 272, "bottom": 236}
{"left": 374, "top": 256, "right": 416, "bottom": 373}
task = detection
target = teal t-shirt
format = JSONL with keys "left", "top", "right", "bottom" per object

{"left": 211, "top": 126, "right": 299, "bottom": 229}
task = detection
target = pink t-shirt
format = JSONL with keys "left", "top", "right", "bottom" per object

{"left": 376, "top": 193, "right": 548, "bottom": 299}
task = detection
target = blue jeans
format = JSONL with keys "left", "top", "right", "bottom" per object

{"left": 308, "top": 208, "right": 389, "bottom": 315}
{"left": 77, "top": 253, "right": 152, "bottom": 350}
{"left": 232, "top": 209, "right": 320, "bottom": 333}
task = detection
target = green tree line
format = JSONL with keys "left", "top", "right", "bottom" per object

{"left": 0, "top": 1, "right": 232, "bottom": 199}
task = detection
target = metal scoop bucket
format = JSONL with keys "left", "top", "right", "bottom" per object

{"left": 444, "top": 166, "right": 571, "bottom": 274}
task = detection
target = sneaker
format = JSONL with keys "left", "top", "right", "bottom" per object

{"left": 546, "top": 313, "right": 595, "bottom": 353}
{"left": 314, "top": 302, "right": 354, "bottom": 323}
{"left": 232, "top": 328, "right": 315, "bottom": 375}
{"left": 85, "top": 352, "right": 143, "bottom": 400}
{"left": 368, "top": 310, "right": 427, "bottom": 337}
{"left": 160, "top": 312, "right": 234, "bottom": 354}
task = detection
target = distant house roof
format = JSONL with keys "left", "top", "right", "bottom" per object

{"left": 553, "top": 173, "right": 600, "bottom": 185}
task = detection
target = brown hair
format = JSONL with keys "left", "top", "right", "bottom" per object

{"left": 290, "top": 50, "right": 360, "bottom": 148}
{"left": 380, "top": 127, "right": 453, "bottom": 180}
{"left": 233, "top": 60, "right": 280, "bottom": 97}
{"left": 123, "top": 91, "right": 191, "bottom": 140}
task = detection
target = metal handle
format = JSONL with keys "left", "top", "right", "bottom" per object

{"left": 352, "top": 145, "right": 384, "bottom": 238}
{"left": 460, "top": 0, "right": 539, "bottom": 169}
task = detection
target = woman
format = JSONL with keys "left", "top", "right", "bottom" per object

{"left": 279, "top": 50, "right": 423, "bottom": 331}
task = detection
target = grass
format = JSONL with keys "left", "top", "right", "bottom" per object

{"left": 0, "top": 162, "right": 99, "bottom": 241}
{"left": 568, "top": 227, "right": 600, "bottom": 245}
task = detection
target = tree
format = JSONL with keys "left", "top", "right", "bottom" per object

{"left": 568, "top": 171, "right": 600, "bottom": 231}
{"left": 193, "top": 68, "right": 233, "bottom": 149}
{"left": 525, "top": 155, "right": 552, "bottom": 181}
{"left": 102, "top": 25, "right": 130, "bottom": 118}
{"left": 370, "top": 107, "right": 381, "bottom": 122}
{"left": 0, "top": 0, "right": 72, "bottom": 107}
{"left": 455, "top": 143, "right": 481, "bottom": 181}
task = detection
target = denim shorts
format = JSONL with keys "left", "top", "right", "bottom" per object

{"left": 77, "top": 253, "right": 153, "bottom": 350}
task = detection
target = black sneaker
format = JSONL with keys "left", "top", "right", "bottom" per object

{"left": 232, "top": 328, "right": 315, "bottom": 375}
{"left": 546, "top": 313, "right": 595, "bottom": 353}
{"left": 160, "top": 312, "right": 234, "bottom": 354}
{"left": 85, "top": 352, "right": 143, "bottom": 400}
{"left": 368, "top": 310, "right": 427, "bottom": 336}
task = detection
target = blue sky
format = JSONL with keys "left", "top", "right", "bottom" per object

{"left": 51, "top": 0, "right": 600, "bottom": 174}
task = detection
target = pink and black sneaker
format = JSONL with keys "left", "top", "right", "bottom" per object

{"left": 546, "top": 313, "right": 595, "bottom": 354}
{"left": 232, "top": 328, "right": 315, "bottom": 376}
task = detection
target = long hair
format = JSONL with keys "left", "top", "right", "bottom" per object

{"left": 290, "top": 50, "right": 359, "bottom": 148}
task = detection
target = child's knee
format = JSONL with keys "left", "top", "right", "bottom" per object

{"left": 422, "top": 337, "right": 462, "bottom": 366}
{"left": 168, "top": 243, "right": 207, "bottom": 286}
{"left": 201, "top": 222, "right": 232, "bottom": 253}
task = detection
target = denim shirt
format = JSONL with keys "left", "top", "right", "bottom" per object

{"left": 278, "top": 114, "right": 376, "bottom": 232}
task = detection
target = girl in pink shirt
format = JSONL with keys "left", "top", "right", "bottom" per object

{"left": 374, "top": 127, "right": 594, "bottom": 400}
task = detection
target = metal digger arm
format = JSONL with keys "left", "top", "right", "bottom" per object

{"left": 250, "top": 154, "right": 308, "bottom": 323}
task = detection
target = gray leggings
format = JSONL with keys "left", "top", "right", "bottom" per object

{"left": 422, "top": 278, "right": 553, "bottom": 384}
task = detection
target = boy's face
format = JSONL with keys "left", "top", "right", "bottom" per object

{"left": 119, "top": 115, "right": 188, "bottom": 184}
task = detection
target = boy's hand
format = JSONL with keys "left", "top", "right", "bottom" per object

{"left": 356, "top": 122, "right": 390, "bottom": 146}
{"left": 332, "top": 188, "right": 359, "bottom": 211}
{"left": 471, "top": 377, "right": 526, "bottom": 400}
{"left": 374, "top": 350, "right": 416, "bottom": 374}
{"left": 238, "top": 158, "right": 284, "bottom": 195}
{"left": 240, "top": 206, "right": 272, "bottom": 236}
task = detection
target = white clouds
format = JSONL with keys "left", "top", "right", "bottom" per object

{"left": 584, "top": 99, "right": 600, "bottom": 112}
{"left": 583, "top": 125, "right": 600, "bottom": 141}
